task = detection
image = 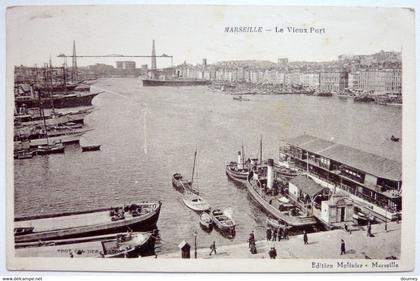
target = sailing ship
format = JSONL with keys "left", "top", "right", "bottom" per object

{"left": 32, "top": 101, "right": 65, "bottom": 155}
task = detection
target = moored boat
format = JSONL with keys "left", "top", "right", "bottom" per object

{"left": 211, "top": 209, "right": 236, "bottom": 237}
{"left": 14, "top": 201, "right": 162, "bottom": 244}
{"left": 182, "top": 192, "right": 210, "bottom": 212}
{"left": 233, "top": 96, "right": 250, "bottom": 101}
{"left": 266, "top": 217, "right": 286, "bottom": 229}
{"left": 15, "top": 92, "right": 101, "bottom": 109}
{"left": 100, "top": 232, "right": 154, "bottom": 258}
{"left": 16, "top": 150, "right": 34, "bottom": 159}
{"left": 35, "top": 143, "right": 65, "bottom": 155}
{"left": 225, "top": 163, "right": 249, "bottom": 181}
{"left": 199, "top": 212, "right": 213, "bottom": 231}
{"left": 246, "top": 159, "right": 318, "bottom": 227}
{"left": 172, "top": 173, "right": 199, "bottom": 194}
{"left": 14, "top": 227, "right": 34, "bottom": 236}
{"left": 82, "top": 145, "right": 101, "bottom": 152}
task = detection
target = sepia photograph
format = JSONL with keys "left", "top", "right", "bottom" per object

{"left": 5, "top": 4, "right": 416, "bottom": 272}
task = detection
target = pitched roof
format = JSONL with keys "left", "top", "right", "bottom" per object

{"left": 289, "top": 175, "right": 327, "bottom": 198}
{"left": 178, "top": 240, "right": 190, "bottom": 249}
{"left": 285, "top": 135, "right": 402, "bottom": 181}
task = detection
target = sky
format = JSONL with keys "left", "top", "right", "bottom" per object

{"left": 6, "top": 5, "right": 413, "bottom": 68}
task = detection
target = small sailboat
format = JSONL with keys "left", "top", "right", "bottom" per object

{"left": 199, "top": 212, "right": 213, "bottom": 231}
{"left": 172, "top": 150, "right": 200, "bottom": 194}
{"left": 182, "top": 192, "right": 211, "bottom": 212}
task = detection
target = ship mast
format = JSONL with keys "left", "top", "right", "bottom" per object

{"left": 71, "top": 40, "right": 78, "bottom": 83}
{"left": 191, "top": 149, "right": 197, "bottom": 185}
{"left": 241, "top": 141, "right": 245, "bottom": 164}
{"left": 259, "top": 135, "right": 263, "bottom": 164}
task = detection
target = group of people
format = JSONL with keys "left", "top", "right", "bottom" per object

{"left": 266, "top": 226, "right": 289, "bottom": 242}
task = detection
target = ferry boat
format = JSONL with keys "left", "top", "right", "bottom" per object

{"left": 14, "top": 201, "right": 162, "bottom": 244}
{"left": 246, "top": 159, "right": 318, "bottom": 227}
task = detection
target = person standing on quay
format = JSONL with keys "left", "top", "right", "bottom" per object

{"left": 209, "top": 241, "right": 217, "bottom": 256}
{"left": 272, "top": 228, "right": 277, "bottom": 241}
{"left": 340, "top": 239, "right": 346, "bottom": 255}
{"left": 367, "top": 222, "right": 372, "bottom": 237}
{"left": 303, "top": 230, "right": 308, "bottom": 245}
{"left": 249, "top": 231, "right": 255, "bottom": 248}
{"left": 268, "top": 247, "right": 277, "bottom": 259}
{"left": 266, "top": 227, "right": 272, "bottom": 241}
{"left": 283, "top": 225, "right": 289, "bottom": 239}
{"left": 278, "top": 227, "right": 282, "bottom": 241}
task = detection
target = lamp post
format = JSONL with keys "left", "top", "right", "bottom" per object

{"left": 193, "top": 231, "right": 197, "bottom": 259}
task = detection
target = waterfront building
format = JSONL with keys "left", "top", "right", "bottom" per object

{"left": 320, "top": 192, "right": 354, "bottom": 225}
{"left": 285, "top": 71, "right": 301, "bottom": 86}
{"left": 319, "top": 72, "right": 348, "bottom": 93}
{"left": 280, "top": 134, "right": 401, "bottom": 220}
{"left": 300, "top": 73, "right": 320, "bottom": 89}
{"left": 348, "top": 70, "right": 401, "bottom": 95}
{"left": 288, "top": 175, "right": 330, "bottom": 216}
{"left": 275, "top": 71, "right": 285, "bottom": 85}
{"left": 116, "top": 61, "right": 136, "bottom": 70}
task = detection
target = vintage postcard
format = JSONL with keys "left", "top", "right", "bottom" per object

{"left": 6, "top": 4, "right": 416, "bottom": 272}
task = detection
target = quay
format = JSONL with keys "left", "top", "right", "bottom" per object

{"left": 157, "top": 221, "right": 400, "bottom": 259}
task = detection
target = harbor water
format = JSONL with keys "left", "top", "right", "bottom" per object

{"left": 14, "top": 78, "right": 402, "bottom": 254}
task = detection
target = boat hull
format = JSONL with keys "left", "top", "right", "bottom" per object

{"left": 246, "top": 177, "right": 317, "bottom": 227}
{"left": 225, "top": 165, "right": 249, "bottom": 182}
{"left": 15, "top": 92, "right": 99, "bottom": 109}
{"left": 142, "top": 79, "right": 210, "bottom": 87}
{"left": 14, "top": 202, "right": 162, "bottom": 244}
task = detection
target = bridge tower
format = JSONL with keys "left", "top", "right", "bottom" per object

{"left": 151, "top": 40, "right": 157, "bottom": 70}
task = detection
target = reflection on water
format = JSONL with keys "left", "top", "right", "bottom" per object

{"left": 14, "top": 78, "right": 401, "bottom": 254}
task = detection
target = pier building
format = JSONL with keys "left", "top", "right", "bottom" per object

{"left": 280, "top": 134, "right": 401, "bottom": 221}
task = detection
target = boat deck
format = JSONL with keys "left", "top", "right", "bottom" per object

{"left": 246, "top": 179, "right": 318, "bottom": 227}
{"left": 16, "top": 210, "right": 123, "bottom": 232}
{"left": 15, "top": 205, "right": 156, "bottom": 233}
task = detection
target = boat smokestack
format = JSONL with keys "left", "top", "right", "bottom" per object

{"left": 267, "top": 158, "right": 274, "bottom": 190}
{"left": 237, "top": 151, "right": 243, "bottom": 170}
